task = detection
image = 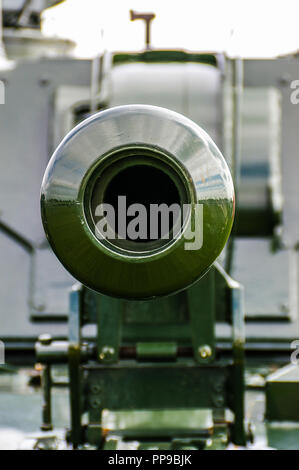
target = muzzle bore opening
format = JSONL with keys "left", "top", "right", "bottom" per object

{"left": 85, "top": 148, "right": 191, "bottom": 255}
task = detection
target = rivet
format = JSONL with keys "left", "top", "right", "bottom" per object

{"left": 198, "top": 345, "right": 212, "bottom": 359}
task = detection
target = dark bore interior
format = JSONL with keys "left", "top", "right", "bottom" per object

{"left": 96, "top": 164, "right": 182, "bottom": 243}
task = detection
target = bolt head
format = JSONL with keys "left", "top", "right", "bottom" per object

{"left": 90, "top": 398, "right": 101, "bottom": 409}
{"left": 90, "top": 384, "right": 101, "bottom": 394}
{"left": 99, "top": 346, "right": 115, "bottom": 361}
{"left": 213, "top": 395, "right": 224, "bottom": 408}
{"left": 198, "top": 344, "right": 212, "bottom": 359}
{"left": 38, "top": 334, "right": 52, "bottom": 346}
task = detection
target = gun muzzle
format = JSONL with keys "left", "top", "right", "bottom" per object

{"left": 41, "top": 105, "right": 234, "bottom": 299}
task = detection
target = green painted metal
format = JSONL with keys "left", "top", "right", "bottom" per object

{"left": 68, "top": 343, "right": 83, "bottom": 448}
{"left": 97, "top": 295, "right": 122, "bottom": 364}
{"left": 187, "top": 269, "right": 215, "bottom": 364}
{"left": 85, "top": 362, "right": 229, "bottom": 412}
{"left": 36, "top": 257, "right": 246, "bottom": 448}
{"left": 38, "top": 79, "right": 245, "bottom": 449}
{"left": 51, "top": 264, "right": 247, "bottom": 448}
{"left": 41, "top": 105, "right": 234, "bottom": 300}
{"left": 112, "top": 50, "right": 217, "bottom": 67}
{"left": 101, "top": 409, "right": 213, "bottom": 433}
{"left": 97, "top": 409, "right": 213, "bottom": 449}
{"left": 233, "top": 206, "right": 281, "bottom": 237}
{"left": 266, "top": 364, "right": 299, "bottom": 422}
{"left": 219, "top": 264, "right": 246, "bottom": 445}
{"left": 136, "top": 342, "right": 177, "bottom": 360}
{"left": 42, "top": 199, "right": 233, "bottom": 300}
{"left": 68, "top": 286, "right": 84, "bottom": 448}
{"left": 40, "top": 365, "right": 53, "bottom": 431}
{"left": 61, "top": 267, "right": 245, "bottom": 447}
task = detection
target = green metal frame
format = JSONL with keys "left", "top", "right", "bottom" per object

{"left": 37, "top": 264, "right": 246, "bottom": 449}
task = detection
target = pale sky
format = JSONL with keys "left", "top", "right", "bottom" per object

{"left": 42, "top": 0, "right": 299, "bottom": 58}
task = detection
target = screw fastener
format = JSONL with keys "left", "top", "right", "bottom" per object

{"left": 99, "top": 346, "right": 115, "bottom": 361}
{"left": 90, "top": 398, "right": 101, "bottom": 409}
{"left": 198, "top": 345, "right": 212, "bottom": 359}
{"left": 38, "top": 334, "right": 52, "bottom": 346}
{"left": 90, "top": 384, "right": 101, "bottom": 394}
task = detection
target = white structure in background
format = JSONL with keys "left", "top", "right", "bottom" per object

{"left": 0, "top": 1, "right": 6, "bottom": 103}
{"left": 0, "top": 80, "right": 4, "bottom": 104}
{"left": 0, "top": 340, "right": 4, "bottom": 364}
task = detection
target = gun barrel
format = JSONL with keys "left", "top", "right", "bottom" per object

{"left": 41, "top": 105, "right": 234, "bottom": 299}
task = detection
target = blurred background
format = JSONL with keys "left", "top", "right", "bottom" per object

{"left": 41, "top": 0, "right": 299, "bottom": 57}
